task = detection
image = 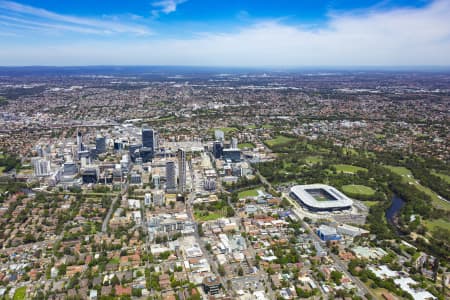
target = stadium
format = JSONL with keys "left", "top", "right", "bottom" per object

{"left": 290, "top": 184, "right": 353, "bottom": 212}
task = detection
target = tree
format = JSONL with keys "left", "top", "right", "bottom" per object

{"left": 330, "top": 270, "right": 343, "bottom": 285}
{"left": 218, "top": 265, "right": 225, "bottom": 276}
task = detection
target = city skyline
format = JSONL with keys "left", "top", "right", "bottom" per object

{"left": 0, "top": 0, "right": 450, "bottom": 66}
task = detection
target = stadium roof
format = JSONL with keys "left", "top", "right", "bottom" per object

{"left": 290, "top": 184, "right": 353, "bottom": 210}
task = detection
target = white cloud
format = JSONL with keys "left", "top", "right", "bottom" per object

{"left": 152, "top": 0, "right": 187, "bottom": 16}
{"left": 0, "top": 0, "right": 151, "bottom": 35}
{"left": 1, "top": 0, "right": 450, "bottom": 66}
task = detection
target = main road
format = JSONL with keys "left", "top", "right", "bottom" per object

{"left": 102, "top": 183, "right": 128, "bottom": 233}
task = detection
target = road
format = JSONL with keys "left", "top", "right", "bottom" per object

{"left": 101, "top": 183, "right": 128, "bottom": 233}
{"left": 255, "top": 170, "right": 375, "bottom": 299}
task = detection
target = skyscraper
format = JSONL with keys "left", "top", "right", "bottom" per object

{"left": 142, "top": 127, "right": 155, "bottom": 151}
{"left": 32, "top": 158, "right": 51, "bottom": 177}
{"left": 231, "top": 137, "right": 238, "bottom": 149}
{"left": 213, "top": 141, "right": 223, "bottom": 159}
{"left": 142, "top": 127, "right": 156, "bottom": 162}
{"left": 166, "top": 161, "right": 176, "bottom": 191}
{"left": 77, "top": 130, "right": 84, "bottom": 153}
{"left": 214, "top": 130, "right": 224, "bottom": 141}
{"left": 177, "top": 148, "right": 186, "bottom": 193}
{"left": 96, "top": 135, "right": 106, "bottom": 154}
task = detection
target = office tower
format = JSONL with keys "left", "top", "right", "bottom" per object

{"left": 166, "top": 161, "right": 176, "bottom": 190}
{"left": 129, "top": 144, "right": 141, "bottom": 162}
{"left": 142, "top": 127, "right": 155, "bottom": 150}
{"left": 77, "top": 130, "right": 83, "bottom": 153}
{"left": 223, "top": 148, "right": 241, "bottom": 162}
{"left": 140, "top": 147, "right": 153, "bottom": 163}
{"left": 144, "top": 193, "right": 152, "bottom": 206}
{"left": 213, "top": 141, "right": 223, "bottom": 159}
{"left": 63, "top": 161, "right": 78, "bottom": 176}
{"left": 177, "top": 148, "right": 186, "bottom": 193}
{"left": 204, "top": 178, "right": 216, "bottom": 191}
{"left": 231, "top": 137, "right": 238, "bottom": 149}
{"left": 81, "top": 167, "right": 98, "bottom": 184}
{"left": 152, "top": 190, "right": 165, "bottom": 206}
{"left": 96, "top": 135, "right": 106, "bottom": 154}
{"left": 214, "top": 130, "right": 224, "bottom": 141}
{"left": 153, "top": 175, "right": 161, "bottom": 190}
{"left": 130, "top": 172, "right": 142, "bottom": 184}
{"left": 32, "top": 158, "right": 51, "bottom": 177}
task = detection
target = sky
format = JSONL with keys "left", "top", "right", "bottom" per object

{"left": 0, "top": 0, "right": 449, "bottom": 66}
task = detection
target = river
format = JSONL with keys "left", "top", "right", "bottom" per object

{"left": 386, "top": 194, "right": 406, "bottom": 227}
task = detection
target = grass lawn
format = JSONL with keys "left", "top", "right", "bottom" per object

{"left": 262, "top": 124, "right": 274, "bottom": 129}
{"left": 333, "top": 164, "right": 368, "bottom": 174}
{"left": 384, "top": 165, "right": 413, "bottom": 177}
{"left": 362, "top": 201, "right": 380, "bottom": 208}
{"left": 238, "top": 142, "right": 255, "bottom": 149}
{"left": 342, "top": 148, "right": 358, "bottom": 156}
{"left": 423, "top": 218, "right": 450, "bottom": 231}
{"left": 194, "top": 211, "right": 223, "bottom": 221}
{"left": 341, "top": 184, "right": 375, "bottom": 196}
{"left": 245, "top": 124, "right": 257, "bottom": 129}
{"left": 265, "top": 135, "right": 295, "bottom": 148}
{"left": 385, "top": 165, "right": 450, "bottom": 211}
{"left": 305, "top": 156, "right": 322, "bottom": 164}
{"left": 238, "top": 188, "right": 262, "bottom": 199}
{"left": 109, "top": 257, "right": 120, "bottom": 264}
{"left": 0, "top": 166, "right": 4, "bottom": 175}
{"left": 13, "top": 286, "right": 26, "bottom": 300}
{"left": 431, "top": 171, "right": 450, "bottom": 184}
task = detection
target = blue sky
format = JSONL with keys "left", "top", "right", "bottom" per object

{"left": 0, "top": 0, "right": 449, "bottom": 66}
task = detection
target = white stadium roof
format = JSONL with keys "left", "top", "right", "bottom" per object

{"left": 290, "top": 184, "right": 353, "bottom": 210}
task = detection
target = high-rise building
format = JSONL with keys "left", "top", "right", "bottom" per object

{"left": 142, "top": 128, "right": 155, "bottom": 151}
{"left": 142, "top": 127, "right": 156, "bottom": 162}
{"left": 140, "top": 147, "right": 153, "bottom": 163}
{"left": 223, "top": 148, "right": 241, "bottom": 162}
{"left": 213, "top": 141, "right": 223, "bottom": 159}
{"left": 63, "top": 161, "right": 78, "bottom": 176}
{"left": 165, "top": 161, "right": 176, "bottom": 191}
{"left": 77, "top": 130, "right": 84, "bottom": 153}
{"left": 177, "top": 148, "right": 186, "bottom": 193}
{"left": 231, "top": 137, "right": 238, "bottom": 149}
{"left": 153, "top": 175, "right": 161, "bottom": 190}
{"left": 129, "top": 144, "right": 141, "bottom": 162}
{"left": 144, "top": 193, "right": 152, "bottom": 206}
{"left": 96, "top": 135, "right": 106, "bottom": 154}
{"left": 214, "top": 130, "right": 224, "bottom": 141}
{"left": 32, "top": 158, "right": 51, "bottom": 177}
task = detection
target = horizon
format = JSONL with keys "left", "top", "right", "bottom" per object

{"left": 1, "top": 0, "right": 450, "bottom": 66}
{"left": 1, "top": 65, "right": 450, "bottom": 71}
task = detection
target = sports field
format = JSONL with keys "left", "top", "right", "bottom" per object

{"left": 265, "top": 136, "right": 295, "bottom": 147}
{"left": 341, "top": 184, "right": 375, "bottom": 196}
{"left": 238, "top": 188, "right": 262, "bottom": 199}
{"left": 333, "top": 164, "right": 368, "bottom": 174}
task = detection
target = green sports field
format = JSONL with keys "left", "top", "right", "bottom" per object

{"left": 238, "top": 188, "right": 262, "bottom": 199}
{"left": 341, "top": 184, "right": 375, "bottom": 196}
{"left": 333, "top": 164, "right": 368, "bottom": 174}
{"left": 265, "top": 136, "right": 295, "bottom": 148}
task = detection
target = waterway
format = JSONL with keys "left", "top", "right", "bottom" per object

{"left": 386, "top": 194, "right": 406, "bottom": 226}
